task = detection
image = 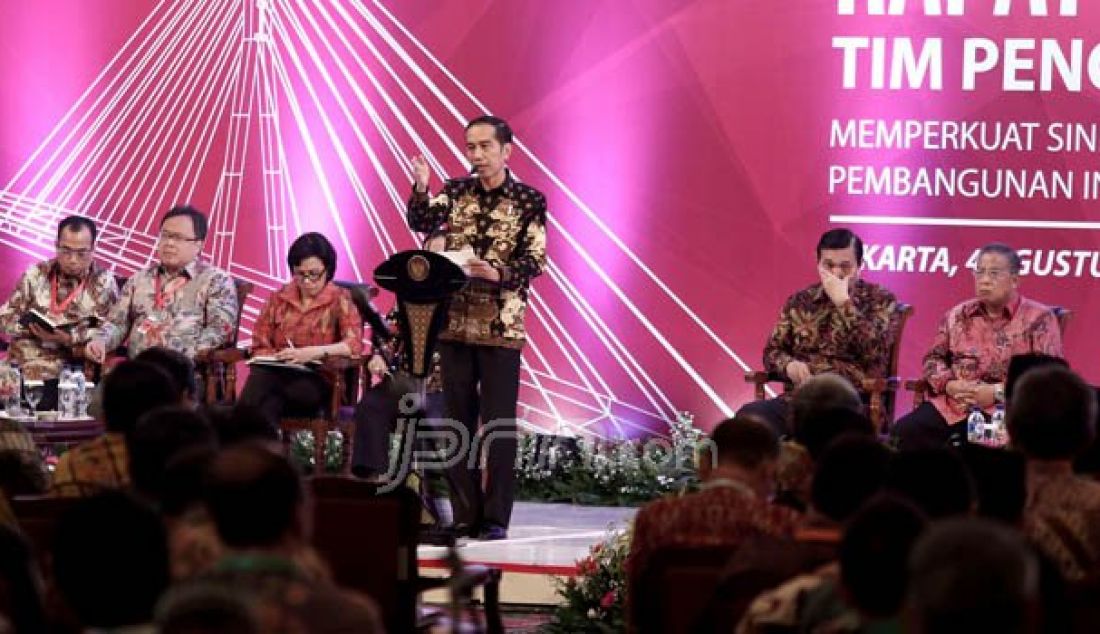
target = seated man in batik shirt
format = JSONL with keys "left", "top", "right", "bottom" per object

{"left": 894, "top": 243, "right": 1062, "bottom": 451}
{"left": 0, "top": 215, "right": 119, "bottom": 408}
{"left": 625, "top": 417, "right": 799, "bottom": 632}
{"left": 85, "top": 205, "right": 238, "bottom": 364}
{"left": 739, "top": 228, "right": 899, "bottom": 436}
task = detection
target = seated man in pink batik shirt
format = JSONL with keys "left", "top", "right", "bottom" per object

{"left": 894, "top": 243, "right": 1063, "bottom": 451}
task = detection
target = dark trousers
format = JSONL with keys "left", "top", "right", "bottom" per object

{"left": 350, "top": 376, "right": 447, "bottom": 476}
{"left": 893, "top": 401, "right": 968, "bottom": 451}
{"left": 238, "top": 366, "right": 329, "bottom": 430}
{"left": 439, "top": 341, "right": 522, "bottom": 530}
{"left": 737, "top": 397, "right": 792, "bottom": 438}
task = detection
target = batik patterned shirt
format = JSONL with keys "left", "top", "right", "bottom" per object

{"left": 93, "top": 260, "right": 238, "bottom": 358}
{"left": 922, "top": 295, "right": 1062, "bottom": 421}
{"left": 161, "top": 554, "right": 383, "bottom": 634}
{"left": 763, "top": 280, "right": 899, "bottom": 390}
{"left": 1023, "top": 466, "right": 1100, "bottom": 583}
{"left": 0, "top": 259, "right": 119, "bottom": 380}
{"left": 626, "top": 479, "right": 800, "bottom": 608}
{"left": 407, "top": 170, "right": 547, "bottom": 349}
{"left": 251, "top": 282, "right": 363, "bottom": 357}
{"left": 49, "top": 432, "right": 129, "bottom": 497}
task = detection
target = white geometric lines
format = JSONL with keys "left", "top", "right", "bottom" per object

{"left": 0, "top": 0, "right": 750, "bottom": 439}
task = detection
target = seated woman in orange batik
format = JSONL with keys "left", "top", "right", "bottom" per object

{"left": 238, "top": 233, "right": 362, "bottom": 428}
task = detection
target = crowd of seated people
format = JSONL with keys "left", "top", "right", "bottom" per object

{"left": 626, "top": 358, "right": 1100, "bottom": 633}
{"left": 3, "top": 211, "right": 1100, "bottom": 632}
{"left": 0, "top": 358, "right": 385, "bottom": 633}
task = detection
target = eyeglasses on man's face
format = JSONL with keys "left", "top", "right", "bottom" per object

{"left": 158, "top": 231, "right": 201, "bottom": 244}
{"left": 972, "top": 268, "right": 1010, "bottom": 280}
{"left": 57, "top": 246, "right": 93, "bottom": 259}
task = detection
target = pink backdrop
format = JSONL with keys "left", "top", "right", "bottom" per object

{"left": 2, "top": 1, "right": 1098, "bottom": 435}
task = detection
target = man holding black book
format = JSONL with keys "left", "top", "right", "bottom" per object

{"left": 0, "top": 216, "right": 119, "bottom": 409}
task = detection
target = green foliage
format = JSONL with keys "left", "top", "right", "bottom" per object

{"left": 517, "top": 412, "right": 704, "bottom": 506}
{"left": 543, "top": 528, "right": 632, "bottom": 633}
{"left": 287, "top": 430, "right": 347, "bottom": 473}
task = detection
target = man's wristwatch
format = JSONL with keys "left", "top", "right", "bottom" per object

{"left": 994, "top": 383, "right": 1006, "bottom": 404}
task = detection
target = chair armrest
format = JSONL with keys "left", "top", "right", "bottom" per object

{"left": 317, "top": 355, "right": 361, "bottom": 372}
{"left": 862, "top": 377, "right": 903, "bottom": 394}
{"left": 744, "top": 369, "right": 790, "bottom": 400}
{"left": 199, "top": 347, "right": 249, "bottom": 365}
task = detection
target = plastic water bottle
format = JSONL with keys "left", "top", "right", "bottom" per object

{"left": 967, "top": 407, "right": 985, "bottom": 445}
{"left": 6, "top": 363, "right": 23, "bottom": 417}
{"left": 74, "top": 371, "right": 89, "bottom": 419}
{"left": 991, "top": 404, "right": 1007, "bottom": 446}
{"left": 58, "top": 365, "right": 80, "bottom": 419}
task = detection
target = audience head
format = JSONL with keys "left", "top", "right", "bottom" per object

{"left": 839, "top": 495, "right": 928, "bottom": 619}
{"left": 973, "top": 243, "right": 1021, "bottom": 308}
{"left": 204, "top": 444, "right": 304, "bottom": 550}
{"left": 796, "top": 406, "right": 874, "bottom": 461}
{"left": 905, "top": 518, "right": 1040, "bottom": 634}
{"left": 160, "top": 446, "right": 217, "bottom": 519}
{"left": 1005, "top": 353, "right": 1068, "bottom": 403}
{"left": 1008, "top": 365, "right": 1097, "bottom": 460}
{"left": 0, "top": 449, "right": 47, "bottom": 496}
{"left": 884, "top": 449, "right": 976, "bottom": 519}
{"left": 209, "top": 404, "right": 279, "bottom": 449}
{"left": 156, "top": 586, "right": 259, "bottom": 634}
{"left": 55, "top": 215, "right": 97, "bottom": 278}
{"left": 791, "top": 374, "right": 864, "bottom": 438}
{"left": 961, "top": 445, "right": 1027, "bottom": 524}
{"left": 52, "top": 491, "right": 169, "bottom": 629}
{"left": 706, "top": 416, "right": 781, "bottom": 497}
{"left": 158, "top": 205, "right": 207, "bottom": 271}
{"left": 102, "top": 360, "right": 179, "bottom": 435}
{"left": 135, "top": 346, "right": 198, "bottom": 404}
{"left": 0, "top": 525, "right": 46, "bottom": 634}
{"left": 128, "top": 406, "right": 217, "bottom": 505}
{"left": 810, "top": 434, "right": 891, "bottom": 523}
{"left": 816, "top": 228, "right": 863, "bottom": 281}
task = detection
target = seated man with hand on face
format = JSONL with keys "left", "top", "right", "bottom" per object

{"left": 739, "top": 228, "right": 899, "bottom": 436}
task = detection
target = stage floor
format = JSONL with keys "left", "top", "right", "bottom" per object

{"left": 418, "top": 501, "right": 637, "bottom": 605}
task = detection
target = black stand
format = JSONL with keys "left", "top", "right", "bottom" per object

{"left": 374, "top": 250, "right": 467, "bottom": 541}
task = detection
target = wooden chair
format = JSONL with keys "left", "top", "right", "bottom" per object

{"left": 193, "top": 277, "right": 254, "bottom": 404}
{"left": 278, "top": 355, "right": 362, "bottom": 474}
{"left": 308, "top": 476, "right": 502, "bottom": 634}
{"left": 744, "top": 303, "right": 913, "bottom": 433}
{"left": 629, "top": 545, "right": 740, "bottom": 634}
{"left": 861, "top": 302, "right": 914, "bottom": 434}
{"left": 10, "top": 495, "right": 81, "bottom": 563}
{"left": 905, "top": 306, "right": 1071, "bottom": 408}
{"left": 72, "top": 276, "right": 254, "bottom": 406}
{"left": 277, "top": 281, "right": 382, "bottom": 474}
{"left": 205, "top": 280, "right": 375, "bottom": 472}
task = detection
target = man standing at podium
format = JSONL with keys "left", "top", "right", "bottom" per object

{"left": 408, "top": 115, "right": 547, "bottom": 540}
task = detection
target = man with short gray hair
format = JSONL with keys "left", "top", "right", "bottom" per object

{"left": 894, "top": 243, "right": 1062, "bottom": 451}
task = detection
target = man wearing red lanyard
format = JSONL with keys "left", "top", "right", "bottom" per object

{"left": 86, "top": 206, "right": 238, "bottom": 364}
{"left": 0, "top": 216, "right": 119, "bottom": 409}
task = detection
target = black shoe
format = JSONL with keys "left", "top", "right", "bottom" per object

{"left": 477, "top": 525, "right": 508, "bottom": 541}
{"left": 419, "top": 526, "right": 457, "bottom": 546}
{"left": 449, "top": 523, "right": 478, "bottom": 539}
